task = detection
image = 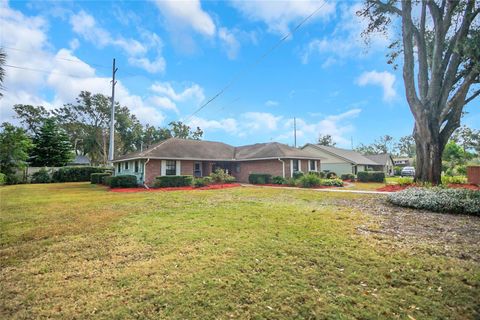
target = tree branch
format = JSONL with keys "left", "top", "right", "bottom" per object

{"left": 465, "top": 89, "right": 480, "bottom": 105}
{"left": 416, "top": 0, "right": 429, "bottom": 101}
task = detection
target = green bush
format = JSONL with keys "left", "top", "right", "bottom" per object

{"left": 394, "top": 166, "right": 402, "bottom": 176}
{"left": 292, "top": 171, "right": 304, "bottom": 180}
{"left": 210, "top": 169, "right": 234, "bottom": 183}
{"left": 395, "top": 177, "right": 414, "bottom": 186}
{"left": 31, "top": 168, "right": 51, "bottom": 183}
{"left": 6, "top": 174, "right": 20, "bottom": 185}
{"left": 357, "top": 171, "right": 385, "bottom": 183}
{"left": 107, "top": 175, "right": 138, "bottom": 188}
{"left": 387, "top": 187, "right": 480, "bottom": 215}
{"left": 320, "top": 178, "right": 344, "bottom": 187}
{"left": 340, "top": 173, "right": 355, "bottom": 181}
{"left": 154, "top": 175, "right": 193, "bottom": 188}
{"left": 91, "top": 172, "right": 111, "bottom": 184}
{"left": 224, "top": 175, "right": 236, "bottom": 183}
{"left": 298, "top": 173, "right": 321, "bottom": 188}
{"left": 52, "top": 166, "right": 111, "bottom": 182}
{"left": 442, "top": 175, "right": 467, "bottom": 185}
{"left": 285, "top": 178, "right": 297, "bottom": 186}
{"left": 0, "top": 173, "right": 6, "bottom": 185}
{"left": 307, "top": 171, "right": 320, "bottom": 177}
{"left": 193, "top": 178, "right": 208, "bottom": 188}
{"left": 326, "top": 172, "right": 337, "bottom": 179}
{"left": 272, "top": 176, "right": 286, "bottom": 184}
{"left": 248, "top": 173, "right": 272, "bottom": 184}
{"left": 318, "top": 171, "right": 326, "bottom": 178}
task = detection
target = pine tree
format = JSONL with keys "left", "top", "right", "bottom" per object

{"left": 32, "top": 119, "right": 73, "bottom": 166}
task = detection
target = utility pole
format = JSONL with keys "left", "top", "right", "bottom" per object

{"left": 294, "top": 117, "right": 297, "bottom": 148}
{"left": 108, "top": 58, "right": 118, "bottom": 164}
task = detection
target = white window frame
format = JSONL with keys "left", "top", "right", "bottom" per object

{"left": 309, "top": 160, "right": 317, "bottom": 172}
{"left": 290, "top": 159, "right": 301, "bottom": 177}
{"left": 161, "top": 160, "right": 181, "bottom": 176}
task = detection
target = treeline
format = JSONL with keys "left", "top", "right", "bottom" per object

{"left": 0, "top": 91, "right": 203, "bottom": 183}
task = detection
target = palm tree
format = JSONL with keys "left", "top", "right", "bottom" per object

{"left": 0, "top": 48, "right": 6, "bottom": 97}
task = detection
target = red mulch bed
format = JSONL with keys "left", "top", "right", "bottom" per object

{"left": 255, "top": 184, "right": 340, "bottom": 189}
{"left": 377, "top": 183, "right": 480, "bottom": 192}
{"left": 110, "top": 183, "right": 241, "bottom": 193}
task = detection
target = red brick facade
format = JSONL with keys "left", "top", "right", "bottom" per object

{"left": 467, "top": 166, "right": 480, "bottom": 185}
{"left": 143, "top": 158, "right": 321, "bottom": 186}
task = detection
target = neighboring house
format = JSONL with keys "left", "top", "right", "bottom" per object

{"left": 68, "top": 155, "right": 91, "bottom": 166}
{"left": 393, "top": 157, "right": 414, "bottom": 167}
{"left": 365, "top": 153, "right": 395, "bottom": 176}
{"left": 113, "top": 138, "right": 323, "bottom": 186}
{"left": 302, "top": 144, "right": 378, "bottom": 175}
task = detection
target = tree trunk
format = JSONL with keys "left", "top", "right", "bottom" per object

{"left": 413, "top": 120, "right": 446, "bottom": 185}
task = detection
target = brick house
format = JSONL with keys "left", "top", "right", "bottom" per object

{"left": 113, "top": 138, "right": 323, "bottom": 186}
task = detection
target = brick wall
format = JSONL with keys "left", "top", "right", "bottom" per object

{"left": 467, "top": 166, "right": 480, "bottom": 185}
{"left": 233, "top": 159, "right": 284, "bottom": 182}
{"left": 145, "top": 159, "right": 161, "bottom": 186}
{"left": 181, "top": 160, "right": 194, "bottom": 176}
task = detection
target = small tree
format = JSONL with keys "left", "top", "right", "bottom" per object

{"left": 31, "top": 119, "right": 73, "bottom": 166}
{"left": 317, "top": 134, "right": 336, "bottom": 146}
{"left": 0, "top": 122, "right": 33, "bottom": 178}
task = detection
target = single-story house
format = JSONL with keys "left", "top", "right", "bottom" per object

{"left": 393, "top": 157, "right": 414, "bottom": 167}
{"left": 113, "top": 138, "right": 324, "bottom": 186}
{"left": 365, "top": 153, "right": 395, "bottom": 176}
{"left": 302, "top": 144, "right": 379, "bottom": 175}
{"left": 68, "top": 155, "right": 91, "bottom": 166}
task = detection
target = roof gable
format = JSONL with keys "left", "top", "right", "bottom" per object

{"left": 304, "top": 144, "right": 378, "bottom": 165}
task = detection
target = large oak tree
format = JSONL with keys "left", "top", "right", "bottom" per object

{"left": 359, "top": 0, "right": 480, "bottom": 184}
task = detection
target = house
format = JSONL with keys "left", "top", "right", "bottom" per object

{"left": 68, "top": 155, "right": 91, "bottom": 166}
{"left": 113, "top": 138, "right": 324, "bottom": 186}
{"left": 365, "top": 153, "right": 395, "bottom": 176}
{"left": 393, "top": 157, "right": 414, "bottom": 167}
{"left": 302, "top": 144, "right": 379, "bottom": 175}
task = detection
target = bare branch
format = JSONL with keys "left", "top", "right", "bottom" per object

{"left": 465, "top": 89, "right": 480, "bottom": 105}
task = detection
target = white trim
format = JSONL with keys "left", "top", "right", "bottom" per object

{"left": 290, "top": 160, "right": 293, "bottom": 177}
{"left": 113, "top": 156, "right": 324, "bottom": 163}
{"left": 161, "top": 160, "right": 166, "bottom": 176}
{"left": 176, "top": 160, "right": 181, "bottom": 175}
{"left": 299, "top": 159, "right": 302, "bottom": 172}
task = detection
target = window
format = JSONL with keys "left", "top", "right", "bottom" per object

{"left": 309, "top": 160, "right": 316, "bottom": 171}
{"left": 117, "top": 163, "right": 121, "bottom": 173}
{"left": 165, "top": 160, "right": 176, "bottom": 176}
{"left": 292, "top": 159, "right": 299, "bottom": 172}
{"left": 134, "top": 160, "right": 139, "bottom": 173}
{"left": 125, "top": 161, "right": 129, "bottom": 170}
{"left": 235, "top": 163, "right": 241, "bottom": 173}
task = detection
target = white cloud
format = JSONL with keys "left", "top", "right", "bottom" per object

{"left": 154, "top": 0, "right": 216, "bottom": 37}
{"left": 218, "top": 27, "right": 240, "bottom": 60}
{"left": 356, "top": 70, "right": 397, "bottom": 101}
{"left": 150, "top": 82, "right": 205, "bottom": 103}
{"left": 230, "top": 0, "right": 335, "bottom": 35}
{"left": 301, "top": 3, "right": 391, "bottom": 66}
{"left": 69, "top": 10, "right": 165, "bottom": 73}
{"left": 265, "top": 100, "right": 279, "bottom": 107}
{"left": 243, "top": 112, "right": 282, "bottom": 131}
{"left": 188, "top": 116, "right": 239, "bottom": 135}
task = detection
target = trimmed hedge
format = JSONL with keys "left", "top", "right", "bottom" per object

{"left": 91, "top": 172, "right": 111, "bottom": 184}
{"left": 292, "top": 171, "right": 304, "bottom": 179}
{"left": 272, "top": 176, "right": 286, "bottom": 184}
{"left": 326, "top": 172, "right": 337, "bottom": 179}
{"left": 387, "top": 187, "right": 480, "bottom": 215}
{"left": 357, "top": 171, "right": 385, "bottom": 183}
{"left": 52, "top": 166, "right": 111, "bottom": 182}
{"left": 340, "top": 173, "right": 355, "bottom": 181}
{"left": 298, "top": 173, "right": 321, "bottom": 188}
{"left": 0, "top": 173, "right": 5, "bottom": 185}
{"left": 154, "top": 175, "right": 193, "bottom": 188}
{"left": 31, "top": 168, "right": 51, "bottom": 183}
{"left": 320, "top": 178, "right": 344, "bottom": 187}
{"left": 248, "top": 173, "right": 272, "bottom": 184}
{"left": 105, "top": 175, "right": 138, "bottom": 188}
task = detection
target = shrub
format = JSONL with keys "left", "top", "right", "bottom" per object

{"left": 154, "top": 175, "right": 193, "bottom": 188}
{"left": 292, "top": 171, "right": 304, "bottom": 179}
{"left": 387, "top": 187, "right": 480, "bottom": 215}
{"left": 31, "top": 168, "right": 51, "bottom": 183}
{"left": 318, "top": 171, "right": 326, "bottom": 178}
{"left": 248, "top": 173, "right": 272, "bottom": 184}
{"left": 357, "top": 171, "right": 385, "bottom": 183}
{"left": 326, "top": 172, "right": 337, "bottom": 179}
{"left": 285, "top": 178, "right": 297, "bottom": 186}
{"left": 394, "top": 166, "right": 402, "bottom": 176}
{"left": 91, "top": 172, "right": 111, "bottom": 184}
{"left": 340, "top": 173, "right": 355, "bottom": 181}
{"left": 0, "top": 173, "right": 6, "bottom": 185}
{"left": 224, "top": 175, "right": 236, "bottom": 184}
{"left": 210, "top": 169, "right": 233, "bottom": 183}
{"left": 272, "top": 176, "right": 286, "bottom": 185}
{"left": 6, "top": 174, "right": 20, "bottom": 185}
{"left": 320, "top": 178, "right": 344, "bottom": 187}
{"left": 103, "top": 176, "right": 112, "bottom": 186}
{"left": 298, "top": 173, "right": 321, "bottom": 188}
{"left": 107, "top": 175, "right": 138, "bottom": 188}
{"left": 441, "top": 175, "right": 467, "bottom": 185}
{"left": 395, "top": 177, "right": 414, "bottom": 186}
{"left": 193, "top": 178, "right": 208, "bottom": 188}
{"left": 308, "top": 171, "right": 320, "bottom": 177}
{"left": 52, "top": 166, "right": 111, "bottom": 182}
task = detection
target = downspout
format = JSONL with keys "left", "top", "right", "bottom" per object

{"left": 143, "top": 158, "right": 150, "bottom": 189}
{"left": 278, "top": 158, "right": 285, "bottom": 178}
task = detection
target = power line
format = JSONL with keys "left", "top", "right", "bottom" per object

{"left": 4, "top": 64, "right": 93, "bottom": 79}
{"left": 184, "top": 0, "right": 329, "bottom": 122}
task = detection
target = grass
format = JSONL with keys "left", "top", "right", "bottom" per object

{"left": 1, "top": 183, "right": 479, "bottom": 319}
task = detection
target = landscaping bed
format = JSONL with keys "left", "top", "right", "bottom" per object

{"left": 254, "top": 183, "right": 343, "bottom": 189}
{"left": 110, "top": 183, "right": 241, "bottom": 193}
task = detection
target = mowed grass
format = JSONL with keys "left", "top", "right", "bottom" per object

{"left": 0, "top": 183, "right": 479, "bottom": 319}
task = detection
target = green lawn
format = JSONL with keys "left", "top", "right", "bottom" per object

{"left": 1, "top": 183, "right": 479, "bottom": 319}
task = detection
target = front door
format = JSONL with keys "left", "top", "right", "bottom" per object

{"left": 194, "top": 162, "right": 202, "bottom": 177}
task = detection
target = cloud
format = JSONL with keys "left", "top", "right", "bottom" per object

{"left": 149, "top": 82, "right": 205, "bottom": 114}
{"left": 301, "top": 3, "right": 391, "bottom": 66}
{"left": 218, "top": 27, "right": 240, "bottom": 60}
{"left": 356, "top": 70, "right": 397, "bottom": 101}
{"left": 243, "top": 112, "right": 282, "bottom": 131}
{"left": 188, "top": 116, "right": 239, "bottom": 135}
{"left": 265, "top": 100, "right": 279, "bottom": 107}
{"left": 230, "top": 0, "right": 335, "bottom": 35}
{"left": 153, "top": 0, "right": 216, "bottom": 37}
{"left": 69, "top": 10, "right": 165, "bottom": 73}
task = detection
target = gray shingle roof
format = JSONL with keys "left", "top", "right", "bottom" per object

{"left": 304, "top": 144, "right": 378, "bottom": 165}
{"left": 365, "top": 153, "right": 392, "bottom": 165}
{"left": 114, "top": 138, "right": 323, "bottom": 162}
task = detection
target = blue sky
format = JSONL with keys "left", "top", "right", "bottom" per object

{"left": 1, "top": 0, "right": 478, "bottom": 148}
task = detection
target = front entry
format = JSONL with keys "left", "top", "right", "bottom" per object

{"left": 194, "top": 161, "right": 202, "bottom": 177}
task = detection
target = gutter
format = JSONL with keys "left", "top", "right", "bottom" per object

{"left": 143, "top": 158, "right": 150, "bottom": 189}
{"left": 278, "top": 158, "right": 285, "bottom": 178}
